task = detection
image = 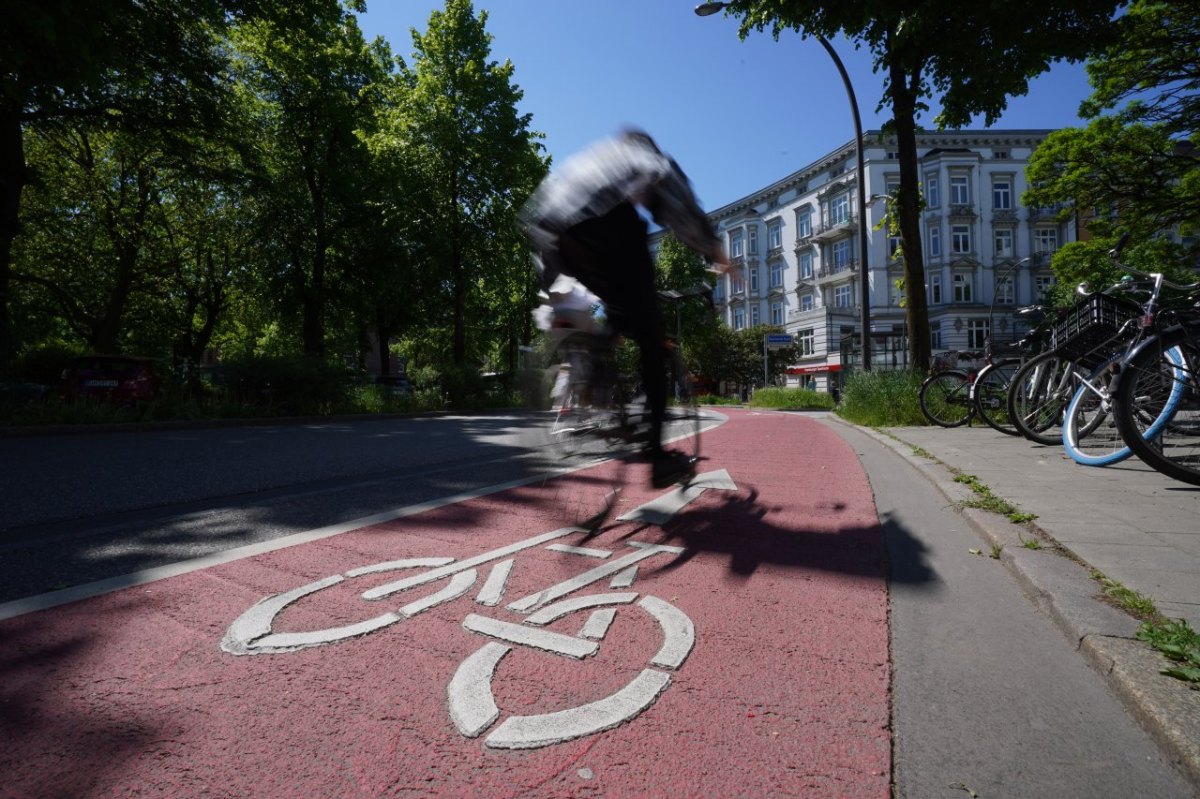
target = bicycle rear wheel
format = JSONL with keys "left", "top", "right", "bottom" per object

{"left": 1115, "top": 330, "right": 1199, "bottom": 485}
{"left": 1007, "top": 352, "right": 1080, "bottom": 445}
{"left": 1062, "top": 354, "right": 1137, "bottom": 466}
{"left": 919, "top": 369, "right": 973, "bottom": 427}
{"left": 973, "top": 358, "right": 1022, "bottom": 436}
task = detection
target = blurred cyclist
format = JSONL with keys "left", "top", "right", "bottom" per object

{"left": 522, "top": 128, "right": 730, "bottom": 488}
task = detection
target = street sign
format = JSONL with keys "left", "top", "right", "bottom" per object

{"left": 765, "top": 333, "right": 794, "bottom": 349}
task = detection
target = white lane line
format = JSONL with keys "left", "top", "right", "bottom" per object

{"left": 616, "top": 469, "right": 738, "bottom": 525}
{"left": 546, "top": 544, "right": 612, "bottom": 559}
{"left": 462, "top": 614, "right": 598, "bottom": 659}
{"left": 0, "top": 467, "right": 599, "bottom": 622}
{"left": 485, "top": 669, "right": 672, "bottom": 749}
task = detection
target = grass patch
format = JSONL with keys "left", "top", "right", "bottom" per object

{"left": 835, "top": 369, "right": 927, "bottom": 427}
{"left": 1137, "top": 618, "right": 1200, "bottom": 686}
{"left": 748, "top": 387, "right": 835, "bottom": 410}
{"left": 952, "top": 472, "right": 1038, "bottom": 524}
{"left": 1091, "top": 570, "right": 1159, "bottom": 619}
{"left": 696, "top": 394, "right": 743, "bottom": 406}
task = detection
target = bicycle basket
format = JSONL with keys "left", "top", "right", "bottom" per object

{"left": 1050, "top": 293, "right": 1139, "bottom": 366}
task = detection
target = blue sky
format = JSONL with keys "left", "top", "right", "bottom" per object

{"left": 357, "top": 1, "right": 1096, "bottom": 212}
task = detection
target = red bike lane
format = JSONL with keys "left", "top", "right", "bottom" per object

{"left": 1, "top": 410, "right": 889, "bottom": 798}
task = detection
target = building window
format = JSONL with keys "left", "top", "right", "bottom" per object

{"left": 799, "top": 252, "right": 813, "bottom": 279}
{"left": 800, "top": 293, "right": 814, "bottom": 311}
{"left": 888, "top": 234, "right": 902, "bottom": 260}
{"left": 1035, "top": 274, "right": 1056, "bottom": 300}
{"left": 832, "top": 239, "right": 851, "bottom": 270}
{"left": 951, "top": 224, "right": 972, "bottom": 254}
{"left": 834, "top": 284, "right": 852, "bottom": 308}
{"left": 768, "top": 221, "right": 782, "bottom": 249}
{"left": 993, "top": 150, "right": 1009, "bottom": 160}
{"left": 770, "top": 262, "right": 784, "bottom": 288}
{"left": 953, "top": 273, "right": 972, "bottom": 303}
{"left": 951, "top": 175, "right": 970, "bottom": 205}
{"left": 748, "top": 227, "right": 758, "bottom": 255}
{"left": 930, "top": 273, "right": 943, "bottom": 304}
{"left": 929, "top": 225, "right": 941, "bottom": 257}
{"left": 967, "top": 319, "right": 989, "bottom": 349}
{"left": 930, "top": 321, "right": 942, "bottom": 350}
{"left": 798, "top": 328, "right": 815, "bottom": 356}
{"left": 750, "top": 304, "right": 760, "bottom": 326}
{"left": 749, "top": 266, "right": 759, "bottom": 293}
{"left": 1034, "top": 227, "right": 1059, "bottom": 254}
{"left": 732, "top": 274, "right": 745, "bottom": 294}
{"left": 796, "top": 209, "right": 812, "bottom": 238}
{"left": 992, "top": 179, "right": 1012, "bottom": 210}
{"left": 890, "top": 280, "right": 905, "bottom": 306}
{"left": 831, "top": 193, "right": 850, "bottom": 225}
{"left": 733, "top": 307, "right": 745, "bottom": 330}
{"left": 729, "top": 231, "right": 744, "bottom": 258}
{"left": 996, "top": 275, "right": 1014, "bottom": 305}
{"left": 770, "top": 301, "right": 783, "bottom": 326}
{"left": 926, "top": 175, "right": 940, "bottom": 208}
{"left": 994, "top": 228, "right": 1014, "bottom": 259}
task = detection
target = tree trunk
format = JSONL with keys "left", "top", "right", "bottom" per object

{"left": 0, "top": 107, "right": 25, "bottom": 378}
{"left": 889, "top": 61, "right": 932, "bottom": 373}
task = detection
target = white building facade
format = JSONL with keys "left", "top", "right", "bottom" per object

{"left": 666, "top": 129, "right": 1074, "bottom": 392}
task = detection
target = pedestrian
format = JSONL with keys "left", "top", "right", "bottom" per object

{"left": 522, "top": 128, "right": 730, "bottom": 487}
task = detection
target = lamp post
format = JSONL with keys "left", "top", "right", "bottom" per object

{"left": 694, "top": 3, "right": 871, "bottom": 371}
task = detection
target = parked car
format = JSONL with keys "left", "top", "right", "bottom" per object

{"left": 60, "top": 355, "right": 160, "bottom": 404}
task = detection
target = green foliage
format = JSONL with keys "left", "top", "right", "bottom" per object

{"left": 748, "top": 387, "right": 835, "bottom": 410}
{"left": 835, "top": 369, "right": 926, "bottom": 427}
{"left": 1136, "top": 617, "right": 1200, "bottom": 686}
{"left": 218, "top": 355, "right": 350, "bottom": 415}
{"left": 1025, "top": 0, "right": 1200, "bottom": 266}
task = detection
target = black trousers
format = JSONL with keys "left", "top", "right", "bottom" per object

{"left": 558, "top": 202, "right": 667, "bottom": 453}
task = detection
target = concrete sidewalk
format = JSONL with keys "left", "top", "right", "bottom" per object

{"left": 838, "top": 419, "right": 1200, "bottom": 789}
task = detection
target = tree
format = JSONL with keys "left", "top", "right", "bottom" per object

{"left": 228, "top": 1, "right": 394, "bottom": 357}
{"left": 1025, "top": 0, "right": 1200, "bottom": 286}
{"left": 716, "top": 0, "right": 1122, "bottom": 372}
{"left": 0, "top": 0, "right": 248, "bottom": 375}
{"left": 402, "top": 0, "right": 547, "bottom": 368}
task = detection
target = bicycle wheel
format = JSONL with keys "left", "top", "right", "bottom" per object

{"left": 1115, "top": 330, "right": 1199, "bottom": 485}
{"left": 1062, "top": 353, "right": 1137, "bottom": 466}
{"left": 973, "top": 358, "right": 1022, "bottom": 436}
{"left": 919, "top": 369, "right": 974, "bottom": 427}
{"left": 1007, "top": 352, "right": 1081, "bottom": 445}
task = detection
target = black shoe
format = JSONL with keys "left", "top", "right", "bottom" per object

{"left": 651, "top": 450, "right": 696, "bottom": 489}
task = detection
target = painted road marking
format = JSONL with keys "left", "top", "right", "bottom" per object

{"left": 617, "top": 468, "right": 738, "bottom": 525}
{"left": 546, "top": 543, "right": 611, "bottom": 558}
{"left": 506, "top": 542, "right": 685, "bottom": 613}
{"left": 462, "top": 614, "right": 599, "bottom": 659}
{"left": 474, "top": 559, "right": 513, "bottom": 607}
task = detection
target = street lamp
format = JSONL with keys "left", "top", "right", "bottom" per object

{"left": 694, "top": 3, "right": 871, "bottom": 371}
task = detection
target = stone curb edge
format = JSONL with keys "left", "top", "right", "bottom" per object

{"left": 835, "top": 419, "right": 1200, "bottom": 792}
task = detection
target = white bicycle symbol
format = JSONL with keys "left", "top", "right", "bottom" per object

{"left": 221, "top": 527, "right": 695, "bottom": 750}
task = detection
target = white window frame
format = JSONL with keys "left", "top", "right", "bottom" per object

{"left": 967, "top": 319, "right": 990, "bottom": 349}
{"left": 930, "top": 321, "right": 942, "bottom": 350}
{"left": 749, "top": 266, "right": 759, "bottom": 293}
{"left": 995, "top": 275, "right": 1014, "bottom": 305}
{"left": 795, "top": 209, "right": 812, "bottom": 238}
{"left": 930, "top": 274, "right": 943, "bottom": 304}
{"left": 926, "top": 175, "right": 940, "bottom": 208}
{"left": 748, "top": 227, "right": 758, "bottom": 255}
{"left": 832, "top": 239, "right": 851, "bottom": 269}
{"left": 770, "top": 301, "right": 783, "bottom": 326}
{"left": 831, "top": 193, "right": 850, "bottom": 225}
{"left": 994, "top": 228, "right": 1014, "bottom": 259}
{"left": 768, "top": 221, "right": 782, "bottom": 249}
{"left": 730, "top": 231, "right": 743, "bottom": 258}
{"left": 929, "top": 226, "right": 941, "bottom": 257}
{"left": 733, "top": 307, "right": 745, "bottom": 330}
{"left": 798, "top": 328, "right": 815, "bottom": 356}
{"left": 834, "top": 284, "right": 852, "bottom": 308}
{"left": 770, "top": 262, "right": 784, "bottom": 288}
{"left": 800, "top": 293, "right": 814, "bottom": 312}
{"left": 799, "top": 252, "right": 813, "bottom": 279}
{"left": 750, "top": 304, "right": 760, "bottom": 326}
{"left": 953, "top": 273, "right": 973, "bottom": 303}
{"left": 992, "top": 179, "right": 1012, "bottom": 210}
{"left": 951, "top": 224, "right": 972, "bottom": 255}
{"left": 951, "top": 175, "right": 970, "bottom": 205}
{"left": 1034, "top": 227, "right": 1059, "bottom": 254}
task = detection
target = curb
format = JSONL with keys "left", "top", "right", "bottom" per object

{"left": 839, "top": 419, "right": 1200, "bottom": 792}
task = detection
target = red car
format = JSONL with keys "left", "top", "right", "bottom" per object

{"left": 60, "top": 355, "right": 160, "bottom": 404}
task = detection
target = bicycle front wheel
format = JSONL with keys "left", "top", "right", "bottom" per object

{"left": 919, "top": 369, "right": 974, "bottom": 427}
{"left": 1007, "top": 353, "right": 1081, "bottom": 445}
{"left": 1062, "top": 354, "right": 1133, "bottom": 466}
{"left": 973, "top": 358, "right": 1022, "bottom": 436}
{"left": 1115, "top": 330, "right": 1198, "bottom": 485}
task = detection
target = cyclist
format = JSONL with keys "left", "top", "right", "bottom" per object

{"left": 522, "top": 128, "right": 730, "bottom": 488}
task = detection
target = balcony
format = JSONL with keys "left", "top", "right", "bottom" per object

{"left": 811, "top": 213, "right": 857, "bottom": 243}
{"left": 949, "top": 204, "right": 977, "bottom": 220}
{"left": 817, "top": 259, "right": 857, "bottom": 278}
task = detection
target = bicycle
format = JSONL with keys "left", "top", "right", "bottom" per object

{"left": 537, "top": 285, "right": 713, "bottom": 529}
{"left": 1054, "top": 244, "right": 1197, "bottom": 467}
{"left": 917, "top": 350, "right": 984, "bottom": 427}
{"left": 221, "top": 526, "right": 697, "bottom": 750}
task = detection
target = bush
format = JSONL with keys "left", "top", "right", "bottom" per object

{"left": 219, "top": 355, "right": 350, "bottom": 415}
{"left": 835, "top": 369, "right": 927, "bottom": 426}
{"left": 748, "top": 387, "right": 836, "bottom": 410}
